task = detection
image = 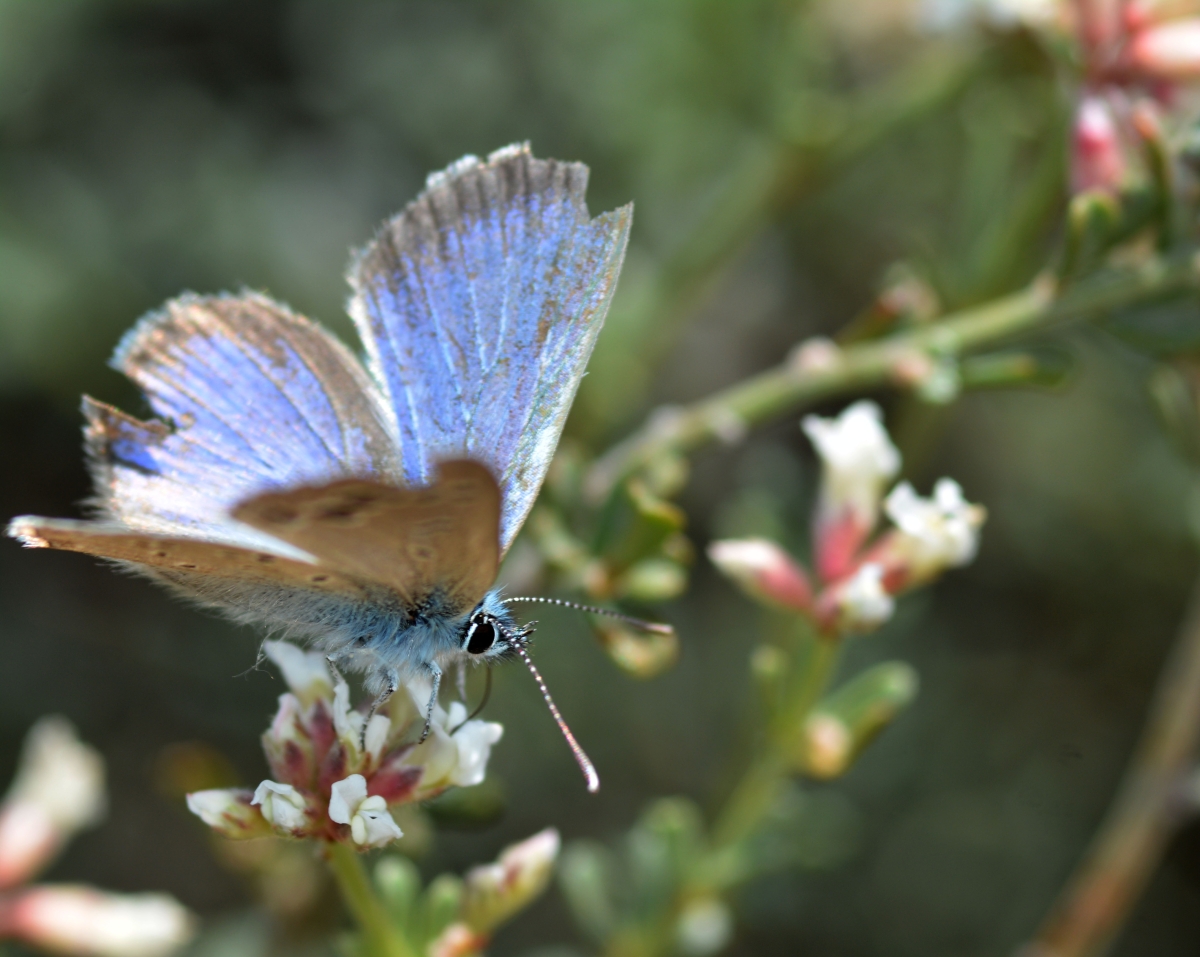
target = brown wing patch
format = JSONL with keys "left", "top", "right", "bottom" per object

{"left": 7, "top": 516, "right": 368, "bottom": 597}
{"left": 232, "top": 460, "right": 500, "bottom": 615}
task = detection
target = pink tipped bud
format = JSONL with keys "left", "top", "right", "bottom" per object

{"left": 707, "top": 539, "right": 813, "bottom": 612}
{"left": 0, "top": 718, "right": 105, "bottom": 889}
{"left": 461, "top": 828, "right": 561, "bottom": 934}
{"left": 1072, "top": 95, "right": 1126, "bottom": 195}
{"left": 1129, "top": 18, "right": 1200, "bottom": 79}
{"left": 1, "top": 886, "right": 195, "bottom": 957}
{"left": 185, "top": 789, "right": 273, "bottom": 840}
{"left": 428, "top": 922, "right": 488, "bottom": 957}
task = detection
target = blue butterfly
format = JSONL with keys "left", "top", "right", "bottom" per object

{"left": 7, "top": 144, "right": 634, "bottom": 791}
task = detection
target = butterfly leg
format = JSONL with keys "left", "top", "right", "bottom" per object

{"left": 361, "top": 666, "right": 400, "bottom": 752}
{"left": 419, "top": 661, "right": 442, "bottom": 743}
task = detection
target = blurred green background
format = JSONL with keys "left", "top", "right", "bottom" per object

{"left": 1, "top": 1, "right": 1198, "bottom": 955}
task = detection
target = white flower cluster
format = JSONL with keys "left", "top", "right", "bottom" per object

{"left": 188, "top": 642, "right": 504, "bottom": 850}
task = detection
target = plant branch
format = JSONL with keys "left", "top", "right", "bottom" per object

{"left": 326, "top": 843, "right": 417, "bottom": 957}
{"left": 586, "top": 255, "right": 1200, "bottom": 502}
{"left": 1015, "top": 574, "right": 1200, "bottom": 957}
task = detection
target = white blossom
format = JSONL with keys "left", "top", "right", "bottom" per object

{"left": 884, "top": 478, "right": 986, "bottom": 580}
{"left": 802, "top": 401, "right": 901, "bottom": 529}
{"left": 328, "top": 774, "right": 403, "bottom": 847}
{"left": 398, "top": 680, "right": 504, "bottom": 796}
{"left": 9, "top": 886, "right": 195, "bottom": 957}
{"left": 833, "top": 563, "right": 895, "bottom": 633}
{"left": 263, "top": 641, "right": 332, "bottom": 706}
{"left": 251, "top": 780, "right": 309, "bottom": 832}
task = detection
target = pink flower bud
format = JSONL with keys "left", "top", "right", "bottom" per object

{"left": 0, "top": 718, "right": 104, "bottom": 889}
{"left": 1129, "top": 18, "right": 1200, "bottom": 79}
{"left": 460, "top": 829, "right": 560, "bottom": 934}
{"left": 0, "top": 886, "right": 195, "bottom": 957}
{"left": 428, "top": 922, "right": 487, "bottom": 957}
{"left": 184, "top": 789, "right": 273, "bottom": 840}
{"left": 1072, "top": 94, "right": 1126, "bottom": 195}
{"left": 707, "top": 539, "right": 813, "bottom": 612}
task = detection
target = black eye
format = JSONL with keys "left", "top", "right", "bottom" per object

{"left": 466, "top": 620, "right": 496, "bottom": 655}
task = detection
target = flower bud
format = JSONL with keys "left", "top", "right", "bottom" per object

{"left": 798, "top": 662, "right": 919, "bottom": 778}
{"left": 0, "top": 886, "right": 195, "bottom": 957}
{"left": 1071, "top": 94, "right": 1126, "bottom": 195}
{"left": 460, "top": 828, "right": 560, "bottom": 934}
{"left": 1129, "top": 18, "right": 1200, "bottom": 79}
{"left": 676, "top": 897, "right": 733, "bottom": 957}
{"left": 802, "top": 402, "right": 900, "bottom": 581}
{"left": 185, "top": 789, "right": 273, "bottom": 840}
{"left": 328, "top": 774, "right": 403, "bottom": 848}
{"left": 261, "top": 693, "right": 318, "bottom": 790}
{"left": 428, "top": 922, "right": 487, "bottom": 957}
{"left": 594, "top": 619, "right": 680, "bottom": 678}
{"left": 0, "top": 718, "right": 105, "bottom": 888}
{"left": 707, "top": 538, "right": 813, "bottom": 612}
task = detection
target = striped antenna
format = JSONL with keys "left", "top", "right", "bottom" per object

{"left": 515, "top": 645, "right": 599, "bottom": 793}
{"left": 505, "top": 596, "right": 674, "bottom": 635}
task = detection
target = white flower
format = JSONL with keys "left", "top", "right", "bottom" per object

{"left": 0, "top": 717, "right": 105, "bottom": 887}
{"left": 833, "top": 563, "right": 895, "bottom": 633}
{"left": 328, "top": 774, "right": 403, "bottom": 847}
{"left": 9, "top": 886, "right": 195, "bottom": 957}
{"left": 251, "top": 780, "right": 309, "bottom": 832}
{"left": 446, "top": 703, "right": 505, "bottom": 788}
{"left": 397, "top": 681, "right": 504, "bottom": 796}
{"left": 802, "top": 401, "right": 901, "bottom": 529}
{"left": 884, "top": 478, "right": 986, "bottom": 580}
{"left": 263, "top": 640, "right": 332, "bottom": 706}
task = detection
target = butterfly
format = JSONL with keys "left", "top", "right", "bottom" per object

{"left": 7, "top": 143, "right": 644, "bottom": 791}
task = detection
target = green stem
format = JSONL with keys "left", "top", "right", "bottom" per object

{"left": 712, "top": 635, "right": 840, "bottom": 849}
{"left": 586, "top": 255, "right": 1199, "bottom": 501}
{"left": 326, "top": 843, "right": 417, "bottom": 957}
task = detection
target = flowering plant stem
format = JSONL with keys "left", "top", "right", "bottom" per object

{"left": 1018, "top": 577, "right": 1200, "bottom": 957}
{"left": 713, "top": 634, "right": 839, "bottom": 849}
{"left": 587, "top": 255, "right": 1200, "bottom": 501}
{"left": 325, "top": 842, "right": 417, "bottom": 957}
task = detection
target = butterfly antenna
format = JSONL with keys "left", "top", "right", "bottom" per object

{"left": 505, "top": 596, "right": 674, "bottom": 635}
{"left": 514, "top": 645, "right": 600, "bottom": 793}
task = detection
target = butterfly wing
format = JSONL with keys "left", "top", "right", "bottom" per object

{"left": 88, "top": 291, "right": 400, "bottom": 551}
{"left": 349, "top": 142, "right": 632, "bottom": 554}
{"left": 232, "top": 460, "right": 499, "bottom": 616}
{"left": 6, "top": 515, "right": 370, "bottom": 598}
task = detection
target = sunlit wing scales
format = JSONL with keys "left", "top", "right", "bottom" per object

{"left": 6, "top": 143, "right": 637, "bottom": 792}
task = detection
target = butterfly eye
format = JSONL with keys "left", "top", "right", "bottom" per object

{"left": 465, "top": 620, "right": 497, "bottom": 655}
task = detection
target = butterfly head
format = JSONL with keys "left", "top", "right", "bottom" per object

{"left": 459, "top": 603, "right": 534, "bottom": 662}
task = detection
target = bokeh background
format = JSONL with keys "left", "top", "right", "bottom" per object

{"left": 1, "top": 1, "right": 1198, "bottom": 955}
